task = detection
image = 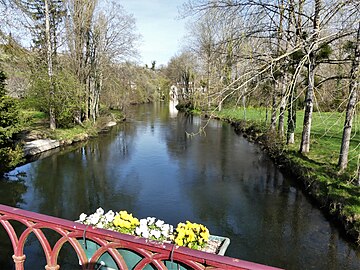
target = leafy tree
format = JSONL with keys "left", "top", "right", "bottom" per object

{"left": 26, "top": 65, "right": 82, "bottom": 128}
{"left": 0, "top": 69, "right": 22, "bottom": 174}
{"left": 13, "top": 0, "right": 66, "bottom": 130}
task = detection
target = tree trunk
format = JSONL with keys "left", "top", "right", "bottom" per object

{"left": 338, "top": 22, "right": 360, "bottom": 172}
{"left": 242, "top": 94, "right": 246, "bottom": 120}
{"left": 287, "top": 84, "right": 297, "bottom": 144}
{"left": 45, "top": 0, "right": 56, "bottom": 130}
{"left": 270, "top": 82, "right": 277, "bottom": 131}
{"left": 357, "top": 160, "right": 360, "bottom": 186}
{"left": 300, "top": 0, "right": 321, "bottom": 153}
{"left": 278, "top": 73, "right": 288, "bottom": 137}
{"left": 300, "top": 55, "right": 315, "bottom": 153}
{"left": 286, "top": 0, "right": 298, "bottom": 144}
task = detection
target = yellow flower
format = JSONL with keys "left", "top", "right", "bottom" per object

{"left": 176, "top": 222, "right": 186, "bottom": 230}
{"left": 175, "top": 237, "right": 183, "bottom": 246}
{"left": 119, "top": 210, "right": 130, "bottom": 220}
{"left": 174, "top": 220, "right": 210, "bottom": 249}
{"left": 130, "top": 216, "right": 140, "bottom": 226}
{"left": 123, "top": 220, "right": 131, "bottom": 228}
{"left": 187, "top": 230, "right": 196, "bottom": 242}
{"left": 177, "top": 229, "right": 185, "bottom": 238}
{"left": 113, "top": 214, "right": 122, "bottom": 227}
{"left": 200, "top": 230, "right": 209, "bottom": 241}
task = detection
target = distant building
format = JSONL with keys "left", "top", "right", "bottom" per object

{"left": 169, "top": 85, "right": 178, "bottom": 102}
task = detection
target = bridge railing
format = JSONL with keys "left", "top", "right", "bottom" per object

{"left": 0, "top": 204, "right": 281, "bottom": 270}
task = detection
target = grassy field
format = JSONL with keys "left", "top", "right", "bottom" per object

{"left": 216, "top": 107, "right": 360, "bottom": 175}
{"left": 214, "top": 106, "right": 360, "bottom": 235}
{"left": 19, "top": 109, "right": 121, "bottom": 141}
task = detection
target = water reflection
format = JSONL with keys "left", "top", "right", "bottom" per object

{"left": 169, "top": 100, "right": 178, "bottom": 118}
{"left": 1, "top": 103, "right": 359, "bottom": 270}
{"left": 0, "top": 175, "right": 27, "bottom": 207}
{"left": 0, "top": 176, "right": 27, "bottom": 267}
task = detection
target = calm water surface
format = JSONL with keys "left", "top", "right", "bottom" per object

{"left": 1, "top": 103, "right": 359, "bottom": 269}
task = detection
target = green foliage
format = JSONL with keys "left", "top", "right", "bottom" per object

{"left": 317, "top": 43, "right": 332, "bottom": 60}
{"left": 0, "top": 70, "right": 6, "bottom": 96}
{"left": 25, "top": 66, "right": 83, "bottom": 128}
{"left": 23, "top": 0, "right": 66, "bottom": 50}
{"left": 290, "top": 49, "right": 305, "bottom": 62}
{"left": 0, "top": 69, "right": 23, "bottom": 173}
{"left": 343, "top": 40, "right": 356, "bottom": 54}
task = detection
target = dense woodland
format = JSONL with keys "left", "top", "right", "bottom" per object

{"left": 0, "top": 0, "right": 359, "bottom": 187}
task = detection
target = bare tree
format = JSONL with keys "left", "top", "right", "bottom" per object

{"left": 299, "top": 0, "right": 321, "bottom": 153}
{"left": 44, "top": 0, "right": 55, "bottom": 129}
{"left": 338, "top": 21, "right": 360, "bottom": 173}
{"left": 66, "top": 0, "right": 139, "bottom": 122}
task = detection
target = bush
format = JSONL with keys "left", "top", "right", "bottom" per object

{"left": 0, "top": 70, "right": 23, "bottom": 174}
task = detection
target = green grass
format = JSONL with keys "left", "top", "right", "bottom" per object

{"left": 50, "top": 125, "right": 94, "bottom": 141}
{"left": 214, "top": 106, "right": 360, "bottom": 240}
{"left": 216, "top": 107, "right": 360, "bottom": 174}
{"left": 18, "top": 109, "right": 104, "bottom": 142}
{"left": 24, "top": 110, "right": 47, "bottom": 120}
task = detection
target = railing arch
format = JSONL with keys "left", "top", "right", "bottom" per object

{"left": 0, "top": 204, "right": 282, "bottom": 270}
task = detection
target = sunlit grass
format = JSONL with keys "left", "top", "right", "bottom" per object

{"left": 217, "top": 107, "right": 360, "bottom": 173}
{"left": 215, "top": 106, "right": 360, "bottom": 224}
{"left": 23, "top": 110, "right": 47, "bottom": 119}
{"left": 49, "top": 126, "right": 92, "bottom": 141}
{"left": 19, "top": 109, "right": 99, "bottom": 141}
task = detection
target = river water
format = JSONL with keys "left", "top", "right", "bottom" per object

{"left": 1, "top": 102, "right": 359, "bottom": 269}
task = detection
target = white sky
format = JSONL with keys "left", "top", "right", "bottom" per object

{"left": 121, "top": 0, "right": 187, "bottom": 67}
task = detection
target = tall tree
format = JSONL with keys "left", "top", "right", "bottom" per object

{"left": 15, "top": 0, "right": 66, "bottom": 129}
{"left": 66, "top": 0, "right": 138, "bottom": 122}
{"left": 338, "top": 21, "right": 360, "bottom": 173}
{"left": 44, "top": 0, "right": 55, "bottom": 129}
{"left": 66, "top": 0, "right": 97, "bottom": 121}
{"left": 299, "top": 0, "right": 321, "bottom": 153}
{"left": 286, "top": 0, "right": 304, "bottom": 144}
{"left": 0, "top": 68, "right": 21, "bottom": 174}
{"left": 165, "top": 52, "right": 196, "bottom": 103}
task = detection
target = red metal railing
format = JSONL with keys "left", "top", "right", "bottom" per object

{"left": 0, "top": 204, "right": 282, "bottom": 270}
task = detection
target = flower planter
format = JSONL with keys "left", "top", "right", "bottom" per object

{"left": 78, "top": 239, "right": 154, "bottom": 270}
{"left": 164, "top": 235, "right": 230, "bottom": 270}
{"left": 78, "top": 235, "right": 230, "bottom": 270}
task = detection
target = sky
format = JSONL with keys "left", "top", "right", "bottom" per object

{"left": 121, "top": 0, "right": 188, "bottom": 67}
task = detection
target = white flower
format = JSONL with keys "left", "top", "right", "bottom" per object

{"left": 79, "top": 213, "right": 87, "bottom": 222}
{"left": 139, "top": 218, "right": 148, "bottom": 226}
{"left": 88, "top": 213, "right": 100, "bottom": 225}
{"left": 135, "top": 227, "right": 141, "bottom": 236}
{"left": 135, "top": 226, "right": 150, "bottom": 238}
{"left": 96, "top": 207, "right": 105, "bottom": 216}
{"left": 147, "top": 217, "right": 156, "bottom": 225}
{"left": 150, "top": 229, "right": 161, "bottom": 239}
{"left": 97, "top": 222, "right": 104, "bottom": 229}
{"left": 155, "top": 219, "right": 164, "bottom": 228}
{"left": 161, "top": 230, "right": 169, "bottom": 237}
{"left": 104, "top": 210, "right": 115, "bottom": 223}
{"left": 142, "top": 230, "right": 150, "bottom": 238}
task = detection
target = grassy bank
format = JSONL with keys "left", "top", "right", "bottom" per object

{"left": 212, "top": 107, "right": 360, "bottom": 244}
{"left": 18, "top": 109, "right": 123, "bottom": 144}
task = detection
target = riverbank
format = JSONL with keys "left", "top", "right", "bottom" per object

{"left": 177, "top": 103, "right": 360, "bottom": 245}
{"left": 18, "top": 110, "right": 122, "bottom": 159}
{"left": 207, "top": 108, "right": 360, "bottom": 246}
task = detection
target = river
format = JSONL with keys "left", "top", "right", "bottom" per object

{"left": 1, "top": 102, "right": 359, "bottom": 269}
